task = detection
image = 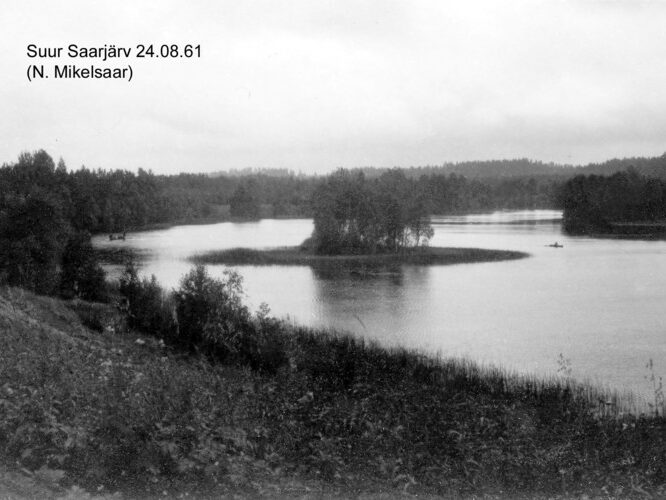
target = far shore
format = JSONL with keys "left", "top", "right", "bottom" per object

{"left": 95, "top": 215, "right": 263, "bottom": 235}
{"left": 565, "top": 219, "right": 666, "bottom": 239}
{"left": 191, "top": 245, "right": 529, "bottom": 267}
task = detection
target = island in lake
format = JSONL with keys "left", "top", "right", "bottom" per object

{"left": 192, "top": 245, "right": 527, "bottom": 267}
{"left": 193, "top": 169, "right": 528, "bottom": 267}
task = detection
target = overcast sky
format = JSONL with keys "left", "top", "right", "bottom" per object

{"left": 2, "top": 1, "right": 666, "bottom": 175}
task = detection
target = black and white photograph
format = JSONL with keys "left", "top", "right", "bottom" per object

{"left": 2, "top": 1, "right": 666, "bottom": 498}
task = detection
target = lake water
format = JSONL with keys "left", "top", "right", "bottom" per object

{"left": 93, "top": 211, "right": 666, "bottom": 404}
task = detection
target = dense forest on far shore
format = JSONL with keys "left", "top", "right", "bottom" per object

{"left": 3, "top": 151, "right": 666, "bottom": 235}
{"left": 0, "top": 151, "right": 318, "bottom": 234}
{"left": 562, "top": 168, "right": 666, "bottom": 234}
{"left": 0, "top": 151, "right": 568, "bottom": 236}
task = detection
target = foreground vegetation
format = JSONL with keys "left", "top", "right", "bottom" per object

{"left": 1, "top": 266, "right": 666, "bottom": 498}
{"left": 192, "top": 246, "right": 528, "bottom": 267}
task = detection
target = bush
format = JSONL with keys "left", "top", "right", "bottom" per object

{"left": 174, "top": 265, "right": 252, "bottom": 358}
{"left": 173, "top": 267, "right": 289, "bottom": 371}
{"left": 118, "top": 263, "right": 288, "bottom": 372}
{"left": 119, "top": 261, "right": 177, "bottom": 340}
{"left": 245, "top": 303, "right": 289, "bottom": 374}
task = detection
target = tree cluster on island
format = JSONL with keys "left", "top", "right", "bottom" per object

{"left": 310, "top": 169, "right": 434, "bottom": 254}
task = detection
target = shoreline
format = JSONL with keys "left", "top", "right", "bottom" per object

{"left": 94, "top": 215, "right": 266, "bottom": 235}
{"left": 1, "top": 285, "right": 663, "bottom": 498}
{"left": 191, "top": 245, "right": 529, "bottom": 266}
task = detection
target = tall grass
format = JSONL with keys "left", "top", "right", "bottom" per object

{"left": 1, "top": 274, "right": 666, "bottom": 498}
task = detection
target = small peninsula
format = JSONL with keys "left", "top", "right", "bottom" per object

{"left": 191, "top": 245, "right": 528, "bottom": 266}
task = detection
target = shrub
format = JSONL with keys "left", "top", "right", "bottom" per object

{"left": 119, "top": 261, "right": 177, "bottom": 340}
{"left": 174, "top": 265, "right": 253, "bottom": 358}
{"left": 244, "top": 303, "right": 289, "bottom": 374}
{"left": 118, "top": 263, "right": 288, "bottom": 371}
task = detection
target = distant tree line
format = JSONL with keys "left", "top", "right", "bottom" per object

{"left": 0, "top": 150, "right": 318, "bottom": 234}
{"left": 421, "top": 174, "right": 561, "bottom": 212}
{"left": 359, "top": 153, "right": 666, "bottom": 180}
{"left": 562, "top": 168, "right": 666, "bottom": 233}
{"left": 360, "top": 158, "right": 575, "bottom": 179}
{"left": 575, "top": 153, "right": 666, "bottom": 180}
{"left": 0, "top": 150, "right": 567, "bottom": 235}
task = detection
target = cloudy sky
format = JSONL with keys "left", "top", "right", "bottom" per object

{"left": 2, "top": 0, "right": 666, "bottom": 174}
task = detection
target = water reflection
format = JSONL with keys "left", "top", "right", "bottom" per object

{"left": 310, "top": 265, "right": 422, "bottom": 345}
{"left": 308, "top": 262, "right": 404, "bottom": 284}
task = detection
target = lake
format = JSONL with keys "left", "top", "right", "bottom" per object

{"left": 93, "top": 210, "right": 666, "bottom": 405}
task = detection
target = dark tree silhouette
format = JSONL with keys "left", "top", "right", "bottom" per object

{"left": 229, "top": 180, "right": 260, "bottom": 219}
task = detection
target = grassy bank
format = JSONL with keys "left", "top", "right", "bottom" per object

{"left": 191, "top": 246, "right": 528, "bottom": 267}
{"left": 1, "top": 284, "right": 666, "bottom": 498}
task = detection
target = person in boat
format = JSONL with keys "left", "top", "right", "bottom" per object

{"left": 109, "top": 232, "right": 127, "bottom": 241}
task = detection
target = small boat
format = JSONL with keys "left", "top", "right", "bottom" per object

{"left": 109, "top": 231, "right": 127, "bottom": 241}
{"left": 547, "top": 242, "right": 563, "bottom": 248}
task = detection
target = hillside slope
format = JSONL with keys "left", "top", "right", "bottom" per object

{"left": 1, "top": 287, "right": 666, "bottom": 499}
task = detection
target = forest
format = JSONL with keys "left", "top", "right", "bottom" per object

{"left": 0, "top": 150, "right": 318, "bottom": 233}
{"left": 0, "top": 151, "right": 565, "bottom": 234}
{"left": 562, "top": 168, "right": 666, "bottom": 234}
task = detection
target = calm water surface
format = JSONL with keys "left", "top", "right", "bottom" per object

{"left": 93, "top": 211, "right": 666, "bottom": 402}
